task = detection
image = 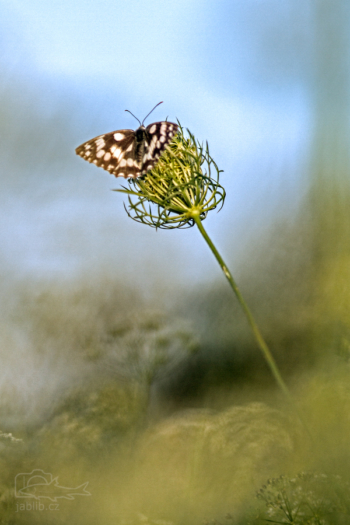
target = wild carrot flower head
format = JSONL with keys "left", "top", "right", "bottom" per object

{"left": 117, "top": 123, "right": 226, "bottom": 229}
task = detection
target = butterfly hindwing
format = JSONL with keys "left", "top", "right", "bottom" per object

{"left": 75, "top": 121, "right": 178, "bottom": 179}
{"left": 141, "top": 122, "right": 178, "bottom": 175}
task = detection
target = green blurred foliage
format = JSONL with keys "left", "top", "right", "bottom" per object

{"left": 2, "top": 2, "right": 350, "bottom": 524}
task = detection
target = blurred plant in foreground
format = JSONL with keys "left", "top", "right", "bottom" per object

{"left": 117, "top": 124, "right": 304, "bottom": 427}
{"left": 251, "top": 472, "right": 350, "bottom": 525}
{"left": 97, "top": 311, "right": 199, "bottom": 414}
{"left": 100, "top": 312, "right": 198, "bottom": 385}
{"left": 36, "top": 312, "right": 199, "bottom": 458}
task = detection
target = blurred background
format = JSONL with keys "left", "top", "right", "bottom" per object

{"left": 1, "top": 1, "right": 350, "bottom": 524}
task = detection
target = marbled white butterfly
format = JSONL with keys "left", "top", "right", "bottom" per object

{"left": 75, "top": 102, "right": 178, "bottom": 179}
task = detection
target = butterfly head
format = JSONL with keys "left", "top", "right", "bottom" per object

{"left": 135, "top": 126, "right": 146, "bottom": 141}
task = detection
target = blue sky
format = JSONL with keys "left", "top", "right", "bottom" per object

{"left": 0, "top": 0, "right": 312, "bottom": 287}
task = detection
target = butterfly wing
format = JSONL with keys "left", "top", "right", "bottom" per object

{"left": 141, "top": 122, "right": 178, "bottom": 175}
{"left": 76, "top": 121, "right": 179, "bottom": 179}
{"left": 75, "top": 129, "right": 142, "bottom": 178}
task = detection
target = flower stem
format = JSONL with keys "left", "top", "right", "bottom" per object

{"left": 193, "top": 215, "right": 288, "bottom": 394}
{"left": 193, "top": 215, "right": 313, "bottom": 437}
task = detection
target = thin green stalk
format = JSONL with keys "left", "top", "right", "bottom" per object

{"left": 193, "top": 213, "right": 313, "bottom": 437}
{"left": 193, "top": 214, "right": 289, "bottom": 395}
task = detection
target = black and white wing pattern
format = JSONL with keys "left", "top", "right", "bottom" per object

{"left": 75, "top": 121, "right": 178, "bottom": 179}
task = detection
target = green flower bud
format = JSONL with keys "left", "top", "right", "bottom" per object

{"left": 117, "top": 123, "right": 226, "bottom": 229}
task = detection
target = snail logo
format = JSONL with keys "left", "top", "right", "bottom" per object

{"left": 15, "top": 469, "right": 91, "bottom": 502}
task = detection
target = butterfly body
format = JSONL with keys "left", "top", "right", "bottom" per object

{"left": 134, "top": 126, "right": 149, "bottom": 165}
{"left": 76, "top": 120, "right": 178, "bottom": 179}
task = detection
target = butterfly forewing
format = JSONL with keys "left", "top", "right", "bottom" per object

{"left": 75, "top": 121, "right": 178, "bottom": 179}
{"left": 75, "top": 129, "right": 140, "bottom": 178}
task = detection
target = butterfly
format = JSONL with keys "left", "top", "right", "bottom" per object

{"left": 75, "top": 102, "right": 178, "bottom": 179}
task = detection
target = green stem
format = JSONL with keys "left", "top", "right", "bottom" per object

{"left": 193, "top": 214, "right": 313, "bottom": 437}
{"left": 193, "top": 215, "right": 289, "bottom": 395}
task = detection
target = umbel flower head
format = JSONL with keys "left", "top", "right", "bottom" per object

{"left": 117, "top": 123, "right": 226, "bottom": 229}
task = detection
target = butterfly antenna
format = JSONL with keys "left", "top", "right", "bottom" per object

{"left": 142, "top": 101, "right": 163, "bottom": 126}
{"left": 125, "top": 109, "right": 141, "bottom": 126}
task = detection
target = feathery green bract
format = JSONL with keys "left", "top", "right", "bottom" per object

{"left": 116, "top": 123, "right": 225, "bottom": 229}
